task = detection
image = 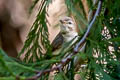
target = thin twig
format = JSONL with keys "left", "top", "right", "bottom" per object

{"left": 74, "top": 0, "right": 102, "bottom": 53}
{"left": 25, "top": 1, "right": 102, "bottom": 80}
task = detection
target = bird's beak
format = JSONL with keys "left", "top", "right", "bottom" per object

{"left": 60, "top": 20, "right": 65, "bottom": 24}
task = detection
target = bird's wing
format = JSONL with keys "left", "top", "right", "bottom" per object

{"left": 51, "top": 32, "right": 64, "bottom": 51}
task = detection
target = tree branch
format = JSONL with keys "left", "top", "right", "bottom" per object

{"left": 74, "top": 0, "right": 102, "bottom": 53}
{"left": 25, "top": 0, "right": 102, "bottom": 80}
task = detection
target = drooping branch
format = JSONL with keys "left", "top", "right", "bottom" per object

{"left": 25, "top": 0, "right": 102, "bottom": 80}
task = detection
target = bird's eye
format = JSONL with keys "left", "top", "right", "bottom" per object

{"left": 68, "top": 22, "right": 72, "bottom": 24}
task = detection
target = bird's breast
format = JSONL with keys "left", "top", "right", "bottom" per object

{"left": 63, "top": 32, "right": 78, "bottom": 43}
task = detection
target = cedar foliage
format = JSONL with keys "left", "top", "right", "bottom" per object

{"left": 0, "top": 0, "right": 120, "bottom": 80}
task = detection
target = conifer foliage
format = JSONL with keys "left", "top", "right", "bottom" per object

{"left": 0, "top": 0, "right": 120, "bottom": 80}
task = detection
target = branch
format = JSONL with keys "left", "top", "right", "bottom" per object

{"left": 25, "top": 1, "right": 102, "bottom": 80}
{"left": 74, "top": 0, "right": 102, "bottom": 53}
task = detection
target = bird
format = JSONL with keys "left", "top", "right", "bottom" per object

{"left": 51, "top": 16, "right": 86, "bottom": 66}
{"left": 48, "top": 16, "right": 79, "bottom": 80}
{"left": 51, "top": 16, "right": 79, "bottom": 55}
{"left": 48, "top": 17, "right": 86, "bottom": 80}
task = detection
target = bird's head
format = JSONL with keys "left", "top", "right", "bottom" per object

{"left": 59, "top": 17, "right": 76, "bottom": 34}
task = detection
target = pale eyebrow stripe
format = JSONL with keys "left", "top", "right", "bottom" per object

{"left": 64, "top": 18, "right": 71, "bottom": 21}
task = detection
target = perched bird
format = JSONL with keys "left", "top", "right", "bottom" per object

{"left": 49, "top": 17, "right": 86, "bottom": 80}
{"left": 51, "top": 16, "right": 78, "bottom": 55}
{"left": 48, "top": 16, "right": 79, "bottom": 80}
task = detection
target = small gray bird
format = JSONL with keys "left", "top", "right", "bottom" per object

{"left": 51, "top": 16, "right": 78, "bottom": 55}
{"left": 48, "top": 17, "right": 79, "bottom": 80}
{"left": 49, "top": 17, "right": 86, "bottom": 80}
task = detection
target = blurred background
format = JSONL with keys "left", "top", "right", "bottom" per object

{"left": 0, "top": 0, "right": 33, "bottom": 57}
